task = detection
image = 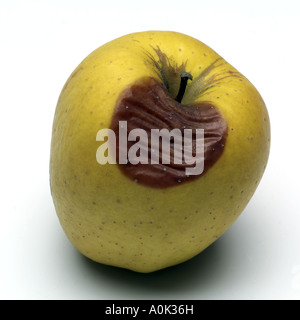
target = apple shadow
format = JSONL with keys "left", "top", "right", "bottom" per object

{"left": 76, "top": 237, "right": 227, "bottom": 299}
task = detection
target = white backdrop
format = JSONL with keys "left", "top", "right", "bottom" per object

{"left": 1, "top": 0, "right": 300, "bottom": 300}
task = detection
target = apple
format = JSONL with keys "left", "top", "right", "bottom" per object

{"left": 50, "top": 31, "right": 270, "bottom": 273}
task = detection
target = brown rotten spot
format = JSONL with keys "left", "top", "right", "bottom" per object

{"left": 110, "top": 76, "right": 228, "bottom": 188}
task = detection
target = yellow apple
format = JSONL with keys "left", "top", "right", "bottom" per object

{"left": 50, "top": 31, "right": 270, "bottom": 273}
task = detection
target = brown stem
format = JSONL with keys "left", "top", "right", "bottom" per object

{"left": 175, "top": 72, "right": 193, "bottom": 103}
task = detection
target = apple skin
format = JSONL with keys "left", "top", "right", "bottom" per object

{"left": 50, "top": 31, "right": 270, "bottom": 273}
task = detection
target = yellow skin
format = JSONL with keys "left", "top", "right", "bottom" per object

{"left": 50, "top": 31, "right": 270, "bottom": 273}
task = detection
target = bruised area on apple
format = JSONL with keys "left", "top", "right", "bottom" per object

{"left": 110, "top": 76, "right": 228, "bottom": 188}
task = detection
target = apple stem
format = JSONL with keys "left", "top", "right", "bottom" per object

{"left": 175, "top": 72, "right": 193, "bottom": 103}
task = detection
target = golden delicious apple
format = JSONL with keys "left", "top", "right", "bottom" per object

{"left": 50, "top": 31, "right": 270, "bottom": 273}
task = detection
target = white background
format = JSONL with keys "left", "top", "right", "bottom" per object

{"left": 1, "top": 0, "right": 300, "bottom": 300}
